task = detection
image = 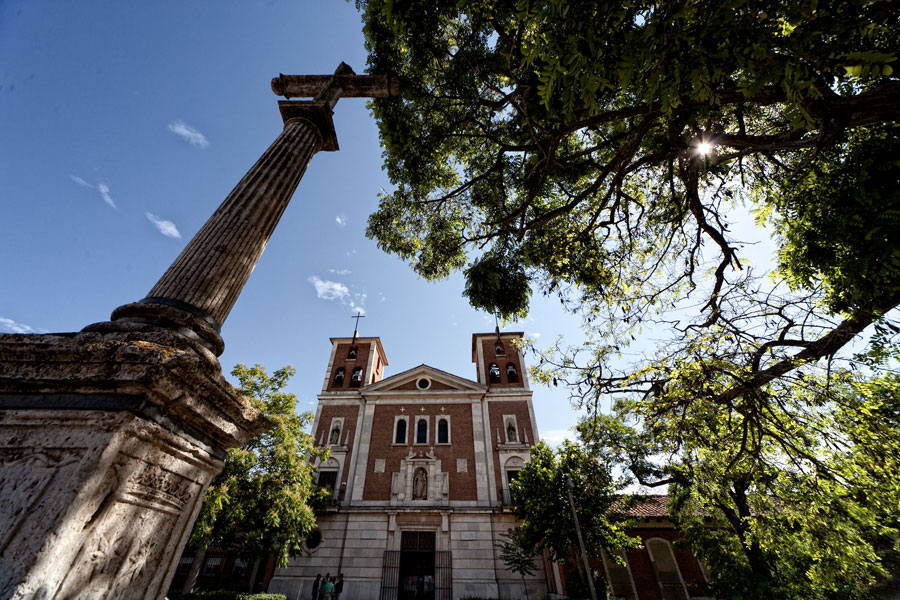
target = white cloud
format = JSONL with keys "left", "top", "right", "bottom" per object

{"left": 0, "top": 316, "right": 47, "bottom": 334}
{"left": 308, "top": 276, "right": 349, "bottom": 301}
{"left": 145, "top": 212, "right": 182, "bottom": 238}
{"left": 71, "top": 176, "right": 116, "bottom": 209}
{"left": 531, "top": 332, "right": 542, "bottom": 339}
{"left": 539, "top": 428, "right": 574, "bottom": 447}
{"left": 329, "top": 268, "right": 351, "bottom": 276}
{"left": 308, "top": 275, "right": 367, "bottom": 315}
{"left": 335, "top": 215, "right": 347, "bottom": 227}
{"left": 97, "top": 182, "right": 116, "bottom": 209}
{"left": 168, "top": 120, "right": 209, "bottom": 148}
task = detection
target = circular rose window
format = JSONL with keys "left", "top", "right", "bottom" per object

{"left": 417, "top": 377, "right": 431, "bottom": 390}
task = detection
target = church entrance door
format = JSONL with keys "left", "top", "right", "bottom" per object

{"left": 398, "top": 531, "right": 435, "bottom": 600}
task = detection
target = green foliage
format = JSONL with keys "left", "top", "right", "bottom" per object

{"left": 583, "top": 372, "right": 900, "bottom": 599}
{"left": 503, "top": 441, "right": 637, "bottom": 567}
{"left": 189, "top": 365, "right": 327, "bottom": 568}
{"left": 761, "top": 124, "right": 900, "bottom": 314}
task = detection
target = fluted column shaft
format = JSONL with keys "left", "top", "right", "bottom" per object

{"left": 109, "top": 102, "right": 337, "bottom": 356}
{"left": 149, "top": 117, "right": 319, "bottom": 322}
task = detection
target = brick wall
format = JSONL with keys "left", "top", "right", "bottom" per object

{"left": 362, "top": 403, "right": 477, "bottom": 502}
{"left": 487, "top": 399, "right": 533, "bottom": 496}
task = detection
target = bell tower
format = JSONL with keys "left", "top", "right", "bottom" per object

{"left": 322, "top": 336, "right": 388, "bottom": 392}
{"left": 472, "top": 330, "right": 528, "bottom": 389}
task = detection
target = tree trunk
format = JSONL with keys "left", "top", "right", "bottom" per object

{"left": 182, "top": 545, "right": 207, "bottom": 594}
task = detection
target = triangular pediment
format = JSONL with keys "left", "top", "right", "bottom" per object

{"left": 364, "top": 364, "right": 485, "bottom": 394}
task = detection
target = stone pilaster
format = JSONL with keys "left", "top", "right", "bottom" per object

{"left": 110, "top": 101, "right": 337, "bottom": 356}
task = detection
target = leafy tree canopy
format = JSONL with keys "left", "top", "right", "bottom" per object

{"left": 580, "top": 372, "right": 900, "bottom": 599}
{"left": 189, "top": 364, "right": 328, "bottom": 567}
{"left": 359, "top": 0, "right": 900, "bottom": 408}
{"left": 502, "top": 441, "right": 637, "bottom": 569}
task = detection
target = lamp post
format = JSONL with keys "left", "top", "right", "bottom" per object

{"left": 567, "top": 477, "right": 598, "bottom": 600}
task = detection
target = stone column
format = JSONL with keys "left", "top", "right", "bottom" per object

{"left": 0, "top": 94, "right": 339, "bottom": 598}
{"left": 110, "top": 101, "right": 338, "bottom": 357}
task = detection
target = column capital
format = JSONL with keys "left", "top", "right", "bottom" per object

{"left": 278, "top": 100, "right": 339, "bottom": 151}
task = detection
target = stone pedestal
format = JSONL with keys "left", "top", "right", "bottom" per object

{"left": 0, "top": 328, "right": 268, "bottom": 599}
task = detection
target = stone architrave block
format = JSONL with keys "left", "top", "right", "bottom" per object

{"left": 374, "top": 458, "right": 385, "bottom": 473}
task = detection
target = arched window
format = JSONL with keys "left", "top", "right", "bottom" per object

{"left": 348, "top": 346, "right": 357, "bottom": 359}
{"left": 646, "top": 538, "right": 689, "bottom": 599}
{"left": 506, "top": 363, "right": 518, "bottom": 382}
{"left": 437, "top": 418, "right": 449, "bottom": 444}
{"left": 350, "top": 367, "right": 363, "bottom": 386}
{"left": 333, "top": 367, "right": 345, "bottom": 385}
{"left": 395, "top": 418, "right": 407, "bottom": 444}
{"left": 495, "top": 342, "right": 504, "bottom": 355}
{"left": 416, "top": 418, "right": 428, "bottom": 444}
{"left": 488, "top": 363, "right": 501, "bottom": 383}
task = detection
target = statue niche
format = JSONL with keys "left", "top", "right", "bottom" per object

{"left": 329, "top": 424, "right": 341, "bottom": 445}
{"left": 413, "top": 467, "right": 428, "bottom": 500}
{"left": 506, "top": 419, "right": 517, "bottom": 443}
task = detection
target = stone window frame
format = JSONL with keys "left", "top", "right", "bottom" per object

{"left": 414, "top": 415, "right": 429, "bottom": 445}
{"left": 645, "top": 537, "right": 690, "bottom": 599}
{"left": 503, "top": 414, "right": 520, "bottom": 443}
{"left": 416, "top": 377, "right": 431, "bottom": 390}
{"left": 436, "top": 415, "right": 451, "bottom": 444}
{"left": 327, "top": 417, "right": 345, "bottom": 446}
{"left": 393, "top": 415, "right": 409, "bottom": 445}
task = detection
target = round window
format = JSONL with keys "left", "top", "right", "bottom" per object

{"left": 416, "top": 377, "right": 431, "bottom": 390}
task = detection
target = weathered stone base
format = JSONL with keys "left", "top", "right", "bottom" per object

{"left": 268, "top": 509, "right": 552, "bottom": 600}
{"left": 0, "top": 331, "right": 268, "bottom": 599}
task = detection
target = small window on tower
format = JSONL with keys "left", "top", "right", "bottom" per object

{"left": 488, "top": 363, "right": 501, "bottom": 383}
{"left": 496, "top": 342, "right": 505, "bottom": 355}
{"left": 334, "top": 368, "right": 345, "bottom": 385}
{"left": 350, "top": 367, "right": 363, "bottom": 386}
{"left": 348, "top": 346, "right": 357, "bottom": 359}
{"left": 506, "top": 363, "right": 518, "bottom": 382}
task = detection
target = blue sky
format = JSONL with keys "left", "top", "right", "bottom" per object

{"left": 1, "top": 1, "right": 590, "bottom": 443}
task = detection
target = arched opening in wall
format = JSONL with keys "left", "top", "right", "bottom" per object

{"left": 348, "top": 346, "right": 357, "bottom": 359}
{"left": 488, "top": 363, "right": 501, "bottom": 383}
{"left": 495, "top": 342, "right": 505, "bottom": 355}
{"left": 395, "top": 418, "right": 407, "bottom": 444}
{"left": 350, "top": 367, "right": 363, "bottom": 386}
{"left": 437, "top": 418, "right": 449, "bottom": 444}
{"left": 601, "top": 549, "right": 638, "bottom": 599}
{"left": 304, "top": 528, "right": 323, "bottom": 551}
{"left": 506, "top": 363, "right": 518, "bottom": 382}
{"left": 416, "top": 419, "right": 428, "bottom": 444}
{"left": 646, "top": 538, "right": 689, "bottom": 600}
{"left": 333, "top": 367, "right": 345, "bottom": 385}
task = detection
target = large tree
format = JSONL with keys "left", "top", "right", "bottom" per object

{"left": 501, "top": 441, "right": 636, "bottom": 595}
{"left": 185, "top": 364, "right": 327, "bottom": 589}
{"left": 357, "top": 1, "right": 900, "bottom": 595}
{"left": 359, "top": 0, "right": 899, "bottom": 407}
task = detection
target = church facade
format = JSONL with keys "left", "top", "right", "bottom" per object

{"left": 268, "top": 331, "right": 561, "bottom": 600}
